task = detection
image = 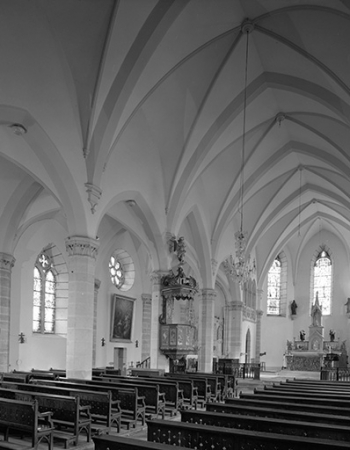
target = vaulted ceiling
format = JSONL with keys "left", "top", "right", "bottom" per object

{"left": 0, "top": 0, "right": 349, "bottom": 286}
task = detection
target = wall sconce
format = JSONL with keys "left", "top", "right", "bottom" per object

{"left": 135, "top": 340, "right": 139, "bottom": 348}
{"left": 101, "top": 338, "right": 105, "bottom": 347}
{"left": 19, "top": 332, "right": 25, "bottom": 344}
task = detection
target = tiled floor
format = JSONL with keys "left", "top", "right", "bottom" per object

{"left": 2, "top": 370, "right": 320, "bottom": 449}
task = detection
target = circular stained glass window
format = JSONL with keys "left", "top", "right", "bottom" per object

{"left": 109, "top": 249, "right": 135, "bottom": 291}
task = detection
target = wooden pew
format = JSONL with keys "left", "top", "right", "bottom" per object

{"left": 264, "top": 384, "right": 350, "bottom": 398}
{"left": 165, "top": 374, "right": 211, "bottom": 406}
{"left": 180, "top": 408, "right": 350, "bottom": 442}
{"left": 0, "top": 385, "right": 91, "bottom": 448}
{"left": 4, "top": 381, "right": 121, "bottom": 435}
{"left": 232, "top": 394, "right": 350, "bottom": 416}
{"left": 249, "top": 387, "right": 350, "bottom": 408}
{"left": 291, "top": 378, "right": 350, "bottom": 386}
{"left": 10, "top": 370, "right": 57, "bottom": 382}
{"left": 96, "top": 374, "right": 183, "bottom": 416}
{"left": 0, "top": 372, "right": 30, "bottom": 383}
{"left": 146, "top": 418, "right": 350, "bottom": 449}
{"left": 133, "top": 374, "right": 198, "bottom": 410}
{"left": 206, "top": 401, "right": 350, "bottom": 427}
{"left": 285, "top": 379, "right": 350, "bottom": 390}
{"left": 93, "top": 434, "right": 188, "bottom": 450}
{"left": 0, "top": 398, "right": 54, "bottom": 450}
{"left": 191, "top": 372, "right": 236, "bottom": 399}
{"left": 30, "top": 379, "right": 146, "bottom": 430}
{"left": 87, "top": 377, "right": 166, "bottom": 418}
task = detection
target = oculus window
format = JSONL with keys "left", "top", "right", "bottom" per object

{"left": 109, "top": 249, "right": 135, "bottom": 292}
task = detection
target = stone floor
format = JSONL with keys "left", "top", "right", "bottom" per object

{"left": 3, "top": 369, "right": 320, "bottom": 449}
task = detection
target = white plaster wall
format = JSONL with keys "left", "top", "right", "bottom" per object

{"left": 11, "top": 219, "right": 67, "bottom": 371}
{"left": 94, "top": 231, "right": 145, "bottom": 370}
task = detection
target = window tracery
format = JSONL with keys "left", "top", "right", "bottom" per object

{"left": 313, "top": 249, "right": 332, "bottom": 315}
{"left": 267, "top": 256, "right": 281, "bottom": 315}
{"left": 33, "top": 251, "right": 56, "bottom": 333}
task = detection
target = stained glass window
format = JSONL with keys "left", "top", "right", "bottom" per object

{"left": 313, "top": 249, "right": 332, "bottom": 315}
{"left": 33, "top": 252, "right": 56, "bottom": 333}
{"left": 109, "top": 255, "right": 125, "bottom": 288}
{"left": 267, "top": 256, "right": 281, "bottom": 315}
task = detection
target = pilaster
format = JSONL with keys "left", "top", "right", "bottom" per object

{"left": 92, "top": 279, "right": 101, "bottom": 367}
{"left": 224, "top": 301, "right": 244, "bottom": 359}
{"left": 0, "top": 253, "right": 15, "bottom": 372}
{"left": 198, "top": 288, "right": 216, "bottom": 372}
{"left": 255, "top": 310, "right": 264, "bottom": 362}
{"left": 141, "top": 293, "right": 152, "bottom": 363}
{"left": 150, "top": 272, "right": 163, "bottom": 369}
{"left": 65, "top": 236, "right": 99, "bottom": 379}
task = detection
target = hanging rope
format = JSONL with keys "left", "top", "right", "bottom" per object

{"left": 298, "top": 166, "right": 302, "bottom": 236}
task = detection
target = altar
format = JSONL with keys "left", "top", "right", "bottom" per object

{"left": 285, "top": 296, "right": 347, "bottom": 371}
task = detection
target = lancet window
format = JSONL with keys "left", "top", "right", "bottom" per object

{"left": 267, "top": 256, "right": 281, "bottom": 315}
{"left": 313, "top": 249, "right": 332, "bottom": 315}
{"left": 33, "top": 252, "right": 56, "bottom": 333}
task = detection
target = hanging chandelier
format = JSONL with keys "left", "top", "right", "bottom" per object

{"left": 231, "top": 20, "right": 254, "bottom": 284}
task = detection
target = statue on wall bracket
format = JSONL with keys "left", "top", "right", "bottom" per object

{"left": 290, "top": 300, "right": 297, "bottom": 318}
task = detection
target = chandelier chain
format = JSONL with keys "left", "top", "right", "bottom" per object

{"left": 240, "top": 28, "right": 250, "bottom": 232}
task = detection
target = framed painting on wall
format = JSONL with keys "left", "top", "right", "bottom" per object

{"left": 110, "top": 294, "right": 135, "bottom": 342}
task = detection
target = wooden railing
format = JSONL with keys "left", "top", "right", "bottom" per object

{"left": 214, "top": 362, "right": 260, "bottom": 380}
{"left": 136, "top": 357, "right": 150, "bottom": 369}
{"left": 320, "top": 367, "right": 350, "bottom": 381}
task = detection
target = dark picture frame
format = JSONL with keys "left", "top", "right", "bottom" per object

{"left": 110, "top": 294, "right": 135, "bottom": 342}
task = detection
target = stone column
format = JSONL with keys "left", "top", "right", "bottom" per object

{"left": 255, "top": 310, "right": 264, "bottom": 362}
{"left": 0, "top": 253, "right": 15, "bottom": 372}
{"left": 149, "top": 272, "right": 162, "bottom": 369}
{"left": 65, "top": 236, "right": 99, "bottom": 379}
{"left": 256, "top": 288, "right": 264, "bottom": 311}
{"left": 198, "top": 288, "right": 216, "bottom": 372}
{"left": 92, "top": 279, "right": 101, "bottom": 368}
{"left": 224, "top": 301, "right": 244, "bottom": 359}
{"left": 141, "top": 293, "right": 152, "bottom": 363}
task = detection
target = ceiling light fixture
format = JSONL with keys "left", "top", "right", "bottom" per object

{"left": 9, "top": 123, "right": 27, "bottom": 136}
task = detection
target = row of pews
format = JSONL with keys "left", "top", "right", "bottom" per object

{"left": 94, "top": 376, "right": 350, "bottom": 450}
{"left": 4, "top": 368, "right": 350, "bottom": 450}
{"left": 0, "top": 368, "right": 233, "bottom": 449}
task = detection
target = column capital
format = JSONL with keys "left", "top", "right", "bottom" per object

{"left": 0, "top": 253, "right": 15, "bottom": 271}
{"left": 65, "top": 236, "right": 99, "bottom": 259}
{"left": 200, "top": 288, "right": 217, "bottom": 301}
{"left": 256, "top": 309, "right": 264, "bottom": 318}
{"left": 226, "top": 300, "right": 244, "bottom": 311}
{"left": 141, "top": 293, "right": 152, "bottom": 303}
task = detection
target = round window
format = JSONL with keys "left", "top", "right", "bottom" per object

{"left": 109, "top": 249, "right": 135, "bottom": 291}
